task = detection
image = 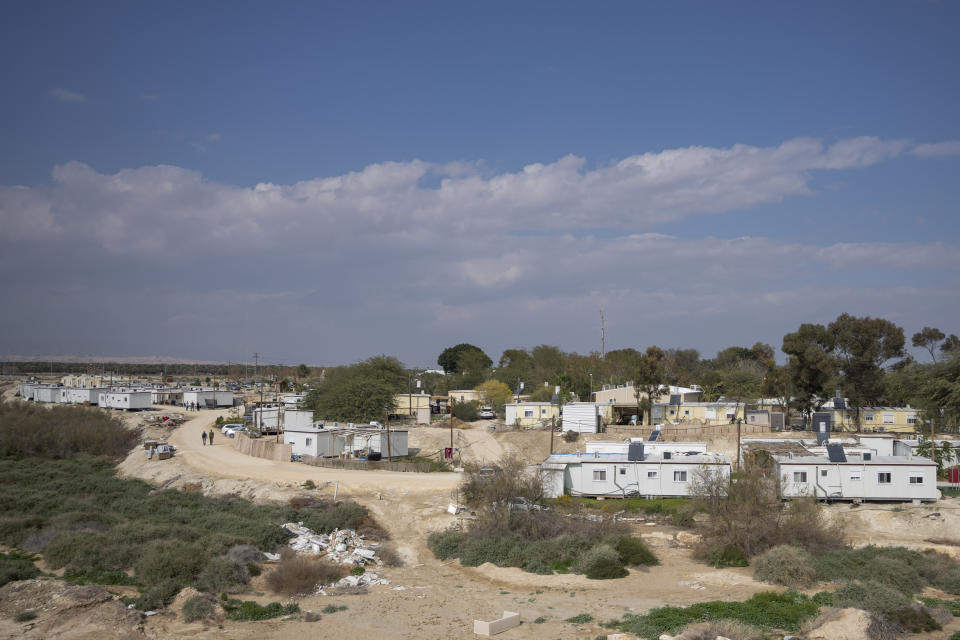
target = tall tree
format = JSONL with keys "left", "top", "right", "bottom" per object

{"left": 913, "top": 327, "right": 946, "bottom": 363}
{"left": 782, "top": 323, "right": 835, "bottom": 423}
{"left": 634, "top": 346, "right": 666, "bottom": 426}
{"left": 437, "top": 344, "right": 491, "bottom": 375}
{"left": 827, "top": 313, "right": 906, "bottom": 428}
{"left": 304, "top": 356, "right": 405, "bottom": 422}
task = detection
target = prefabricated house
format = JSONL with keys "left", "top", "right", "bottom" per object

{"left": 286, "top": 425, "right": 408, "bottom": 459}
{"left": 282, "top": 393, "right": 307, "bottom": 409}
{"left": 60, "top": 387, "right": 106, "bottom": 405}
{"left": 253, "top": 406, "right": 281, "bottom": 432}
{"left": 776, "top": 448, "right": 937, "bottom": 501}
{"left": 585, "top": 439, "right": 708, "bottom": 457}
{"left": 183, "top": 389, "right": 235, "bottom": 408}
{"left": 562, "top": 402, "right": 606, "bottom": 433}
{"left": 541, "top": 446, "right": 731, "bottom": 499}
{"left": 505, "top": 402, "right": 559, "bottom": 428}
{"left": 651, "top": 401, "right": 745, "bottom": 426}
{"left": 151, "top": 389, "right": 184, "bottom": 405}
{"left": 17, "top": 382, "right": 38, "bottom": 401}
{"left": 98, "top": 390, "right": 153, "bottom": 411}
{"left": 449, "top": 389, "right": 481, "bottom": 404}
{"left": 33, "top": 385, "right": 62, "bottom": 403}
{"left": 391, "top": 393, "right": 432, "bottom": 424}
{"left": 283, "top": 409, "right": 315, "bottom": 430}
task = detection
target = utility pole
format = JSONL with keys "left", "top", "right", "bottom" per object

{"left": 600, "top": 309, "right": 606, "bottom": 358}
{"left": 550, "top": 415, "right": 555, "bottom": 455}
{"left": 931, "top": 418, "right": 937, "bottom": 468}
{"left": 449, "top": 398, "right": 455, "bottom": 457}
{"left": 386, "top": 410, "right": 392, "bottom": 461}
{"left": 736, "top": 418, "right": 742, "bottom": 471}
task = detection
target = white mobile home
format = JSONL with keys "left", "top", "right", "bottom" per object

{"left": 183, "top": 389, "right": 234, "bottom": 408}
{"left": 282, "top": 393, "right": 307, "bottom": 409}
{"left": 17, "top": 382, "right": 38, "bottom": 401}
{"left": 776, "top": 452, "right": 937, "bottom": 502}
{"left": 98, "top": 391, "right": 153, "bottom": 411}
{"left": 283, "top": 409, "right": 315, "bottom": 430}
{"left": 505, "top": 402, "right": 559, "bottom": 428}
{"left": 253, "top": 406, "right": 281, "bottom": 432}
{"left": 540, "top": 448, "right": 731, "bottom": 499}
{"left": 287, "top": 426, "right": 408, "bottom": 459}
{"left": 33, "top": 386, "right": 62, "bottom": 403}
{"left": 585, "top": 439, "right": 708, "bottom": 457}
{"left": 152, "top": 389, "right": 184, "bottom": 405}
{"left": 60, "top": 387, "right": 106, "bottom": 405}
{"left": 562, "top": 402, "right": 605, "bottom": 433}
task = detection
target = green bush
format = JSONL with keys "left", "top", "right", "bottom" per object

{"left": 753, "top": 545, "right": 817, "bottom": 589}
{"left": 182, "top": 594, "right": 216, "bottom": 622}
{"left": 0, "top": 401, "right": 137, "bottom": 459}
{"left": 920, "top": 597, "right": 960, "bottom": 616}
{"left": 14, "top": 611, "right": 37, "bottom": 622}
{"left": 452, "top": 401, "right": 480, "bottom": 422}
{"left": 613, "top": 536, "right": 658, "bottom": 567}
{"left": 885, "top": 605, "right": 941, "bottom": 633}
{"left": 565, "top": 613, "right": 594, "bottom": 623}
{"left": 0, "top": 551, "right": 40, "bottom": 587}
{"left": 321, "top": 604, "right": 348, "bottom": 614}
{"left": 579, "top": 544, "right": 627, "bottom": 580}
{"left": 222, "top": 598, "right": 299, "bottom": 621}
{"left": 705, "top": 544, "right": 748, "bottom": 568}
{"left": 609, "top": 591, "right": 823, "bottom": 638}
{"left": 135, "top": 541, "right": 205, "bottom": 589}
{"left": 832, "top": 580, "right": 911, "bottom": 614}
{"left": 246, "top": 563, "right": 262, "bottom": 577}
{"left": 197, "top": 556, "right": 249, "bottom": 594}
{"left": 426, "top": 529, "right": 465, "bottom": 560}
{"left": 814, "top": 546, "right": 958, "bottom": 595}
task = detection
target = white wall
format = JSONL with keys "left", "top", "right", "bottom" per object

{"left": 561, "top": 459, "right": 730, "bottom": 497}
{"left": 562, "top": 403, "right": 603, "bottom": 433}
{"left": 778, "top": 462, "right": 937, "bottom": 501}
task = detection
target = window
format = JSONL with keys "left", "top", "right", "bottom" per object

{"left": 619, "top": 468, "right": 626, "bottom": 476}
{"left": 850, "top": 472, "right": 862, "bottom": 481}
{"left": 864, "top": 413, "right": 874, "bottom": 422}
{"left": 541, "top": 408, "right": 546, "bottom": 415}
{"left": 883, "top": 413, "right": 895, "bottom": 425}
{"left": 524, "top": 410, "right": 533, "bottom": 418}
{"left": 673, "top": 470, "right": 687, "bottom": 482}
{"left": 669, "top": 409, "right": 675, "bottom": 416}
{"left": 704, "top": 408, "right": 716, "bottom": 420}
{"left": 593, "top": 469, "right": 606, "bottom": 481}
{"left": 878, "top": 472, "right": 892, "bottom": 484}
{"left": 684, "top": 409, "right": 690, "bottom": 416}
{"left": 305, "top": 438, "right": 312, "bottom": 446}
{"left": 907, "top": 413, "right": 918, "bottom": 425}
{"left": 821, "top": 469, "right": 828, "bottom": 477}
{"left": 793, "top": 471, "right": 808, "bottom": 483}
{"left": 647, "top": 471, "right": 658, "bottom": 479}
{"left": 909, "top": 474, "right": 924, "bottom": 484}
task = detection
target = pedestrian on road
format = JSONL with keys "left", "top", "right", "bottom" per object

{"left": 202, "top": 431, "right": 207, "bottom": 446}
{"left": 208, "top": 429, "right": 215, "bottom": 445}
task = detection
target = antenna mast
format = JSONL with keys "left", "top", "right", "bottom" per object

{"left": 600, "top": 310, "right": 606, "bottom": 358}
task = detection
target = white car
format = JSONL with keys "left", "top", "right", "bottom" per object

{"left": 221, "top": 423, "right": 243, "bottom": 434}
{"left": 479, "top": 407, "right": 495, "bottom": 420}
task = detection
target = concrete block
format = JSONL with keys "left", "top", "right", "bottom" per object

{"left": 474, "top": 611, "right": 519, "bottom": 636}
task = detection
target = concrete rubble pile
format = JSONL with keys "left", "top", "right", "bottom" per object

{"left": 281, "top": 522, "right": 391, "bottom": 591}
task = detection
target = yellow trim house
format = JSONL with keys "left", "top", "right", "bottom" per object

{"left": 448, "top": 389, "right": 482, "bottom": 405}
{"left": 505, "top": 402, "right": 560, "bottom": 428}
{"left": 826, "top": 406, "right": 921, "bottom": 433}
{"left": 652, "top": 402, "right": 746, "bottom": 425}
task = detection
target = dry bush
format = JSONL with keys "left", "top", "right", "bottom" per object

{"left": 678, "top": 620, "right": 765, "bottom": 640}
{"left": 265, "top": 549, "right": 346, "bottom": 596}
{"left": 753, "top": 545, "right": 817, "bottom": 588}
{"left": 288, "top": 496, "right": 332, "bottom": 510}
{"left": 0, "top": 400, "right": 137, "bottom": 459}
{"left": 375, "top": 543, "right": 402, "bottom": 567}
{"left": 690, "top": 466, "right": 844, "bottom": 561}
{"left": 459, "top": 454, "right": 544, "bottom": 507}
{"left": 562, "top": 430, "right": 579, "bottom": 443}
{"left": 226, "top": 544, "right": 264, "bottom": 565}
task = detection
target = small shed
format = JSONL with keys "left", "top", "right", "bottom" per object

{"left": 98, "top": 391, "right": 153, "bottom": 411}
{"left": 561, "top": 402, "right": 605, "bottom": 433}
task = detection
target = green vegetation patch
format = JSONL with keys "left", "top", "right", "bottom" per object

{"left": 607, "top": 591, "right": 825, "bottom": 639}
{"left": 0, "top": 550, "right": 41, "bottom": 587}
{"left": 222, "top": 598, "right": 299, "bottom": 621}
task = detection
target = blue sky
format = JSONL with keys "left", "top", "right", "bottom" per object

{"left": 1, "top": 1, "right": 958, "bottom": 367}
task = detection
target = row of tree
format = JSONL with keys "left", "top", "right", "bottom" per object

{"left": 297, "top": 314, "right": 960, "bottom": 429}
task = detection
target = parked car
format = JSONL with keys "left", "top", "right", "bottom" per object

{"left": 479, "top": 407, "right": 495, "bottom": 419}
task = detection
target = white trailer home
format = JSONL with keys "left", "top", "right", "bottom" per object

{"left": 540, "top": 446, "right": 731, "bottom": 499}
{"left": 98, "top": 390, "right": 153, "bottom": 411}
{"left": 287, "top": 425, "right": 408, "bottom": 459}
{"left": 17, "top": 382, "right": 38, "bottom": 401}
{"left": 585, "top": 439, "right": 708, "bottom": 456}
{"left": 561, "top": 402, "right": 606, "bottom": 433}
{"left": 60, "top": 387, "right": 106, "bottom": 405}
{"left": 33, "top": 386, "right": 62, "bottom": 403}
{"left": 775, "top": 448, "right": 937, "bottom": 502}
{"left": 183, "top": 389, "right": 234, "bottom": 408}
{"left": 283, "top": 409, "right": 314, "bottom": 430}
{"left": 253, "top": 406, "right": 280, "bottom": 432}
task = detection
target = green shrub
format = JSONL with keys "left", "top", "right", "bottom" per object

{"left": 321, "top": 604, "right": 348, "bottom": 614}
{"left": 753, "top": 545, "right": 817, "bottom": 589}
{"left": 426, "top": 529, "right": 465, "bottom": 560}
{"left": 609, "top": 591, "right": 822, "bottom": 638}
{"left": 133, "top": 579, "right": 181, "bottom": 610}
{"left": 920, "top": 597, "right": 960, "bottom": 616}
{"left": 135, "top": 541, "right": 205, "bottom": 589}
{"left": 613, "top": 536, "right": 658, "bottom": 567}
{"left": 222, "top": 598, "right": 299, "bottom": 621}
{"left": 565, "top": 613, "right": 594, "bottom": 623}
{"left": 0, "top": 551, "right": 40, "bottom": 587}
{"left": 579, "top": 544, "right": 627, "bottom": 580}
{"left": 14, "top": 611, "right": 37, "bottom": 622}
{"left": 350, "top": 565, "right": 365, "bottom": 576}
{"left": 181, "top": 594, "right": 216, "bottom": 622}
{"left": 197, "top": 556, "right": 249, "bottom": 594}
{"left": 453, "top": 401, "right": 480, "bottom": 422}
{"left": 0, "top": 401, "right": 137, "bottom": 459}
{"left": 832, "top": 580, "right": 911, "bottom": 614}
{"left": 887, "top": 605, "right": 941, "bottom": 633}
{"left": 246, "top": 563, "right": 262, "bottom": 577}
{"left": 704, "top": 544, "right": 748, "bottom": 568}
{"left": 533, "top": 616, "right": 547, "bottom": 623}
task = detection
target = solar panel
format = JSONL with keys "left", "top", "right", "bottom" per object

{"left": 826, "top": 443, "right": 847, "bottom": 463}
{"left": 648, "top": 429, "right": 661, "bottom": 442}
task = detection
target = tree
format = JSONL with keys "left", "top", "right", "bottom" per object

{"left": 827, "top": 313, "right": 906, "bottom": 428}
{"left": 782, "top": 323, "right": 835, "bottom": 423}
{"left": 633, "top": 346, "right": 665, "bottom": 426}
{"left": 437, "top": 344, "right": 491, "bottom": 375}
{"left": 475, "top": 379, "right": 513, "bottom": 416}
{"left": 296, "top": 364, "right": 311, "bottom": 379}
{"left": 304, "top": 356, "right": 405, "bottom": 423}
{"left": 604, "top": 348, "right": 642, "bottom": 385}
{"left": 911, "top": 327, "right": 959, "bottom": 364}
{"left": 662, "top": 348, "right": 700, "bottom": 386}
{"left": 925, "top": 354, "right": 960, "bottom": 432}
{"left": 719, "top": 367, "right": 761, "bottom": 422}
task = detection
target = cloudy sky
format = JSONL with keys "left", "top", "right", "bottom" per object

{"left": 1, "top": 2, "right": 958, "bottom": 367}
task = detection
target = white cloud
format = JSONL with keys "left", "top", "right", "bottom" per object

{"left": 50, "top": 88, "right": 86, "bottom": 103}
{"left": 912, "top": 141, "right": 960, "bottom": 158}
{"left": 206, "top": 132, "right": 221, "bottom": 142}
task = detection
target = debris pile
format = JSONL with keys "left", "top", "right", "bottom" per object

{"left": 282, "top": 522, "right": 383, "bottom": 568}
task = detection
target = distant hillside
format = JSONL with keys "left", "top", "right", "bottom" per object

{"left": 0, "top": 354, "right": 227, "bottom": 365}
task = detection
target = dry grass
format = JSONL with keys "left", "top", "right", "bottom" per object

{"left": 265, "top": 549, "right": 346, "bottom": 596}
{"left": 0, "top": 400, "right": 137, "bottom": 459}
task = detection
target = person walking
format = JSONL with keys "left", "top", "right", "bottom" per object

{"left": 202, "top": 431, "right": 207, "bottom": 446}
{"left": 208, "top": 429, "right": 215, "bottom": 445}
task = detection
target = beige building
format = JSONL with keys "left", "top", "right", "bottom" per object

{"left": 391, "top": 393, "right": 432, "bottom": 424}
{"left": 449, "top": 389, "right": 482, "bottom": 404}
{"left": 61, "top": 374, "right": 106, "bottom": 388}
{"left": 652, "top": 401, "right": 745, "bottom": 425}
{"left": 593, "top": 384, "right": 702, "bottom": 424}
{"left": 822, "top": 406, "right": 921, "bottom": 433}
{"left": 504, "top": 402, "right": 559, "bottom": 428}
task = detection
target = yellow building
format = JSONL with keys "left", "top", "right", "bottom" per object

{"left": 393, "top": 393, "right": 432, "bottom": 413}
{"left": 505, "top": 402, "right": 560, "bottom": 428}
{"left": 61, "top": 374, "right": 105, "bottom": 388}
{"left": 449, "top": 389, "right": 482, "bottom": 404}
{"left": 825, "top": 406, "right": 920, "bottom": 433}
{"left": 594, "top": 384, "right": 702, "bottom": 424}
{"left": 651, "top": 402, "right": 745, "bottom": 425}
